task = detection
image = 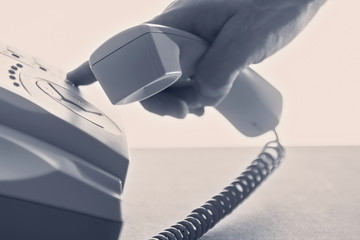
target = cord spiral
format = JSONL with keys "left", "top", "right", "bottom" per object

{"left": 149, "top": 131, "right": 285, "bottom": 240}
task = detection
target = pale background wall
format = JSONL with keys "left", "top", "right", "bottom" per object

{"left": 1, "top": 0, "right": 359, "bottom": 148}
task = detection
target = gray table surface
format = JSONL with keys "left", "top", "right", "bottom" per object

{"left": 120, "top": 146, "right": 360, "bottom": 240}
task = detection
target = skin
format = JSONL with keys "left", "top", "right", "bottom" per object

{"left": 140, "top": 0, "right": 327, "bottom": 118}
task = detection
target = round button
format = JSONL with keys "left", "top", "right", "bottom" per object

{"left": 35, "top": 80, "right": 121, "bottom": 135}
{"left": 18, "top": 72, "right": 122, "bottom": 136}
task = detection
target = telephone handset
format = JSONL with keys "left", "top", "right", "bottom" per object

{"left": 69, "top": 23, "right": 282, "bottom": 137}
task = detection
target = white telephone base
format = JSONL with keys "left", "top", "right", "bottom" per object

{"left": 0, "top": 44, "right": 128, "bottom": 239}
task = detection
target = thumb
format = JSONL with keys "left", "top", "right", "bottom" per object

{"left": 67, "top": 61, "right": 97, "bottom": 86}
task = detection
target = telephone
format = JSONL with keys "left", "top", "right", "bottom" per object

{"left": 0, "top": 24, "right": 283, "bottom": 240}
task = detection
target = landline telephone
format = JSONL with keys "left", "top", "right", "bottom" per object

{"left": 0, "top": 24, "right": 284, "bottom": 240}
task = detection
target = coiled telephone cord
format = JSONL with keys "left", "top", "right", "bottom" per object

{"left": 149, "top": 131, "right": 285, "bottom": 240}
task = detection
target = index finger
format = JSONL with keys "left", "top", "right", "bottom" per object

{"left": 67, "top": 61, "right": 98, "bottom": 86}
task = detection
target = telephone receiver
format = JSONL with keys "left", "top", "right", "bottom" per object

{"left": 69, "top": 24, "right": 282, "bottom": 137}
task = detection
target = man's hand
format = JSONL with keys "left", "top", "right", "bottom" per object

{"left": 140, "top": 0, "right": 326, "bottom": 118}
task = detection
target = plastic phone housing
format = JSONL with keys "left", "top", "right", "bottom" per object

{"left": 89, "top": 24, "right": 282, "bottom": 137}
{"left": 0, "top": 45, "right": 128, "bottom": 239}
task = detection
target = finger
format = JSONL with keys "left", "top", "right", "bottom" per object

{"left": 140, "top": 91, "right": 189, "bottom": 118}
{"left": 195, "top": 1, "right": 326, "bottom": 98}
{"left": 67, "top": 61, "right": 97, "bottom": 86}
{"left": 189, "top": 107, "right": 205, "bottom": 116}
{"left": 168, "top": 82, "right": 225, "bottom": 108}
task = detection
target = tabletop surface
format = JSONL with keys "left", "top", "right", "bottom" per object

{"left": 120, "top": 146, "right": 360, "bottom": 240}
